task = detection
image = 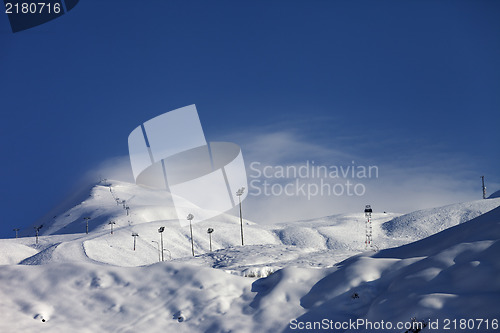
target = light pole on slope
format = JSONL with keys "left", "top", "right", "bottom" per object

{"left": 207, "top": 228, "right": 214, "bottom": 252}
{"left": 187, "top": 214, "right": 195, "bottom": 256}
{"left": 236, "top": 187, "right": 245, "bottom": 246}
{"left": 132, "top": 232, "right": 139, "bottom": 251}
{"left": 108, "top": 221, "right": 116, "bottom": 234}
{"left": 158, "top": 227, "right": 165, "bottom": 261}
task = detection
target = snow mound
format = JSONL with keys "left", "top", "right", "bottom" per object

{"left": 273, "top": 213, "right": 400, "bottom": 252}
{"left": 286, "top": 206, "right": 500, "bottom": 332}
{"left": 381, "top": 198, "right": 500, "bottom": 241}
{"left": 0, "top": 241, "right": 38, "bottom": 265}
{"left": 0, "top": 262, "right": 253, "bottom": 333}
{"left": 276, "top": 227, "right": 327, "bottom": 249}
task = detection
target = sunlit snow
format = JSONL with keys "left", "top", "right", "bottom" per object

{"left": 1, "top": 180, "right": 499, "bottom": 332}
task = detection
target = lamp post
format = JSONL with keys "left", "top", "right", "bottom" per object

{"left": 84, "top": 217, "right": 91, "bottom": 234}
{"left": 236, "top": 187, "right": 245, "bottom": 246}
{"left": 481, "top": 176, "right": 487, "bottom": 199}
{"left": 152, "top": 241, "right": 161, "bottom": 262}
{"left": 108, "top": 221, "right": 115, "bottom": 234}
{"left": 187, "top": 214, "right": 195, "bottom": 256}
{"left": 13, "top": 228, "right": 19, "bottom": 238}
{"left": 207, "top": 228, "right": 214, "bottom": 252}
{"left": 132, "top": 232, "right": 139, "bottom": 251}
{"left": 158, "top": 227, "right": 165, "bottom": 261}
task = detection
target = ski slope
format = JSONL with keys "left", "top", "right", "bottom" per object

{"left": 1, "top": 180, "right": 499, "bottom": 332}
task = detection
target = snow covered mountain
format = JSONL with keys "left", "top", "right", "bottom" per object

{"left": 1, "top": 179, "right": 499, "bottom": 332}
{"left": 14, "top": 180, "right": 404, "bottom": 270}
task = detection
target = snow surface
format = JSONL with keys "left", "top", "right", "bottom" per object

{"left": 0, "top": 240, "right": 38, "bottom": 265}
{"left": 1, "top": 180, "right": 499, "bottom": 332}
{"left": 381, "top": 198, "right": 500, "bottom": 241}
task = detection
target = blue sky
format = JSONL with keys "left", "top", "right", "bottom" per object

{"left": 1, "top": 0, "right": 499, "bottom": 238}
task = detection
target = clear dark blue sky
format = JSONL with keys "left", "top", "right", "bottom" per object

{"left": 1, "top": 0, "right": 499, "bottom": 238}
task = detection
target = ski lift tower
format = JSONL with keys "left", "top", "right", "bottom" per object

{"left": 481, "top": 176, "right": 487, "bottom": 199}
{"left": 364, "top": 205, "right": 373, "bottom": 249}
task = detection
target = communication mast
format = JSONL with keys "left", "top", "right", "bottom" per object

{"left": 364, "top": 205, "right": 373, "bottom": 249}
{"left": 481, "top": 176, "right": 487, "bottom": 199}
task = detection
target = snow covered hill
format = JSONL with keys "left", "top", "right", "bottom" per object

{"left": 288, "top": 205, "right": 500, "bottom": 333}
{"left": 13, "top": 180, "right": 400, "bottom": 270}
{"left": 13, "top": 180, "right": 498, "bottom": 271}
{"left": 1, "top": 180, "right": 499, "bottom": 332}
{"left": 24, "top": 180, "right": 179, "bottom": 236}
{"left": 381, "top": 198, "right": 500, "bottom": 241}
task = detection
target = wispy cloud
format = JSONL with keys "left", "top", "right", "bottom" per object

{"left": 91, "top": 126, "right": 492, "bottom": 225}
{"left": 225, "top": 126, "right": 487, "bottom": 224}
{"left": 84, "top": 155, "right": 135, "bottom": 184}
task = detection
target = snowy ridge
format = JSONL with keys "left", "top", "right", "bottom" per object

{"left": 381, "top": 198, "right": 500, "bottom": 241}
{"left": 26, "top": 180, "right": 178, "bottom": 236}
{"left": 14, "top": 180, "right": 401, "bottom": 268}
{"left": 8, "top": 181, "right": 500, "bottom": 272}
